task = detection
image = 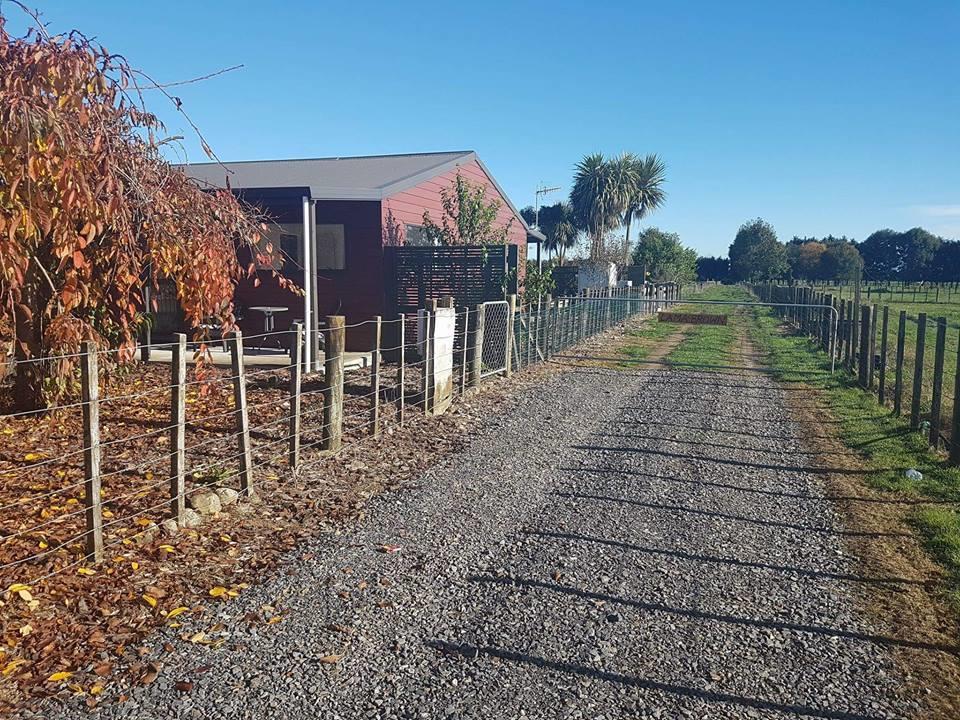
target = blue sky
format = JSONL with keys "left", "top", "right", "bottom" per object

{"left": 5, "top": 0, "right": 959, "bottom": 256}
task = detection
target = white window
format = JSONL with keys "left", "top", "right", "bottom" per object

{"left": 263, "top": 223, "right": 302, "bottom": 271}
{"left": 316, "top": 223, "right": 346, "bottom": 270}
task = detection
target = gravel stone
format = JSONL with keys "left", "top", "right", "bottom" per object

{"left": 42, "top": 367, "right": 921, "bottom": 719}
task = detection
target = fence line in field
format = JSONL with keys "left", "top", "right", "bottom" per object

{"left": 751, "top": 283, "right": 960, "bottom": 465}
{"left": 783, "top": 279, "right": 960, "bottom": 306}
{"left": 0, "top": 283, "right": 683, "bottom": 587}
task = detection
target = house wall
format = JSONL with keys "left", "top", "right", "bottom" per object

{"left": 381, "top": 158, "right": 527, "bottom": 250}
{"left": 234, "top": 199, "right": 384, "bottom": 350}
{"left": 227, "top": 157, "right": 530, "bottom": 352}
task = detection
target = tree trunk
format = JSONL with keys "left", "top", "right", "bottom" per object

{"left": 623, "top": 214, "right": 633, "bottom": 266}
{"left": 13, "top": 262, "right": 51, "bottom": 412}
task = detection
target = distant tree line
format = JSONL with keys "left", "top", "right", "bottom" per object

{"left": 696, "top": 221, "right": 960, "bottom": 283}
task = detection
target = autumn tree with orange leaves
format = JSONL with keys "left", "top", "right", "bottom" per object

{"left": 0, "top": 9, "right": 283, "bottom": 411}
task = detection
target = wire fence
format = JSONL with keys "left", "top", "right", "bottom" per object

{"left": 752, "top": 283, "right": 960, "bottom": 464}
{"left": 0, "top": 284, "right": 682, "bottom": 591}
{"left": 788, "top": 279, "right": 960, "bottom": 306}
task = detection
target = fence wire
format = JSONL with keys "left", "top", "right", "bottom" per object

{"left": 0, "top": 292, "right": 669, "bottom": 589}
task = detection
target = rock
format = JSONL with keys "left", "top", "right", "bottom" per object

{"left": 189, "top": 489, "right": 222, "bottom": 515}
{"left": 215, "top": 487, "right": 240, "bottom": 507}
{"left": 135, "top": 523, "right": 159, "bottom": 545}
{"left": 160, "top": 518, "right": 179, "bottom": 537}
{"left": 181, "top": 508, "right": 203, "bottom": 529}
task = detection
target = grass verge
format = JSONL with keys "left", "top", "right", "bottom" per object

{"left": 747, "top": 306, "right": 960, "bottom": 603}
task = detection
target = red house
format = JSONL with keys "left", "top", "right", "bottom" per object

{"left": 181, "top": 151, "right": 542, "bottom": 359}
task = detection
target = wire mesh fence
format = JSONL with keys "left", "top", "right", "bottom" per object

{"left": 479, "top": 300, "right": 509, "bottom": 377}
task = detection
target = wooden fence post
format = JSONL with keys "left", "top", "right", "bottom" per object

{"left": 470, "top": 303, "right": 485, "bottom": 387}
{"left": 878, "top": 307, "right": 889, "bottom": 405}
{"left": 80, "top": 341, "right": 103, "bottom": 563}
{"left": 370, "top": 315, "right": 382, "bottom": 436}
{"left": 169, "top": 333, "right": 186, "bottom": 522}
{"left": 910, "top": 313, "right": 927, "bottom": 430}
{"left": 505, "top": 294, "right": 516, "bottom": 376}
{"left": 868, "top": 304, "right": 878, "bottom": 389}
{"left": 397, "top": 314, "right": 406, "bottom": 424}
{"left": 929, "top": 317, "right": 947, "bottom": 447}
{"left": 844, "top": 300, "right": 853, "bottom": 370}
{"left": 322, "top": 316, "right": 345, "bottom": 451}
{"left": 229, "top": 331, "right": 255, "bottom": 496}
{"left": 461, "top": 307, "right": 470, "bottom": 390}
{"left": 837, "top": 300, "right": 845, "bottom": 364}
{"left": 543, "top": 294, "right": 553, "bottom": 361}
{"left": 893, "top": 310, "right": 906, "bottom": 416}
{"left": 850, "top": 299, "right": 859, "bottom": 373}
{"left": 424, "top": 300, "right": 437, "bottom": 413}
{"left": 949, "top": 333, "right": 960, "bottom": 466}
{"left": 289, "top": 323, "right": 303, "bottom": 470}
{"left": 858, "top": 305, "right": 871, "bottom": 388}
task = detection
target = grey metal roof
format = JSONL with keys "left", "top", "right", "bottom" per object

{"left": 179, "top": 151, "right": 475, "bottom": 201}
{"left": 179, "top": 150, "right": 544, "bottom": 240}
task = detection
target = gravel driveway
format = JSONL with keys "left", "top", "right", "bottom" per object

{"left": 47, "top": 365, "right": 921, "bottom": 719}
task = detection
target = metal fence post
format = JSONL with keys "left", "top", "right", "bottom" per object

{"left": 893, "top": 310, "right": 906, "bottom": 416}
{"left": 580, "top": 295, "right": 588, "bottom": 341}
{"left": 80, "top": 341, "right": 103, "bottom": 563}
{"left": 229, "top": 331, "right": 254, "bottom": 496}
{"left": 910, "top": 313, "right": 927, "bottom": 430}
{"left": 170, "top": 333, "right": 187, "bottom": 522}
{"left": 289, "top": 323, "right": 303, "bottom": 469}
{"left": 929, "top": 317, "right": 947, "bottom": 447}
{"left": 322, "top": 315, "right": 345, "bottom": 451}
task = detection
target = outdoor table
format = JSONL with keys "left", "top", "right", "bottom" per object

{"left": 248, "top": 306, "right": 288, "bottom": 348}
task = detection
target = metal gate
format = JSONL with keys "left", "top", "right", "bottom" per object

{"left": 480, "top": 300, "right": 509, "bottom": 377}
{"left": 548, "top": 297, "right": 839, "bottom": 374}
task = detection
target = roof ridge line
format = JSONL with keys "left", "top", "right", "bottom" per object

{"left": 181, "top": 150, "right": 475, "bottom": 167}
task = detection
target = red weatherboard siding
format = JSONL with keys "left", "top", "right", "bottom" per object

{"left": 235, "top": 199, "right": 383, "bottom": 350}
{"left": 229, "top": 158, "right": 527, "bottom": 351}
{"left": 382, "top": 158, "right": 527, "bottom": 250}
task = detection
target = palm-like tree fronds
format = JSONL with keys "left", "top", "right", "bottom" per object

{"left": 623, "top": 153, "right": 667, "bottom": 262}
{"left": 570, "top": 153, "right": 636, "bottom": 260}
{"left": 549, "top": 202, "right": 579, "bottom": 264}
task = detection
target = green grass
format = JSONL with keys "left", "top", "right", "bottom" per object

{"left": 746, "top": 305, "right": 960, "bottom": 602}
{"left": 617, "top": 284, "right": 755, "bottom": 368}
{"left": 663, "top": 285, "right": 754, "bottom": 368}
{"left": 619, "top": 320, "right": 685, "bottom": 362}
{"left": 803, "top": 284, "right": 960, "bottom": 431}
